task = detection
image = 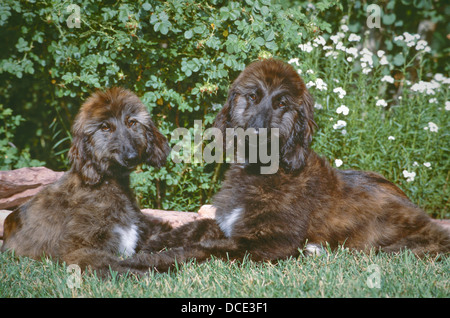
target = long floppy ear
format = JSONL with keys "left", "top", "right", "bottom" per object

{"left": 144, "top": 120, "right": 171, "bottom": 168}
{"left": 213, "top": 90, "right": 235, "bottom": 135}
{"left": 281, "top": 89, "right": 316, "bottom": 172}
{"left": 68, "top": 128, "right": 102, "bottom": 186}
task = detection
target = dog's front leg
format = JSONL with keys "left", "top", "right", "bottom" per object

{"left": 119, "top": 238, "right": 240, "bottom": 274}
{"left": 141, "top": 218, "right": 225, "bottom": 253}
{"left": 62, "top": 248, "right": 132, "bottom": 277}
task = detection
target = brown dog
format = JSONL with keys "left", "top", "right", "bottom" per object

{"left": 1, "top": 87, "right": 172, "bottom": 272}
{"left": 113, "top": 59, "right": 449, "bottom": 274}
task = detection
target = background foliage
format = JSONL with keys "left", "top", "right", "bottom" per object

{"left": 0, "top": 0, "right": 448, "bottom": 216}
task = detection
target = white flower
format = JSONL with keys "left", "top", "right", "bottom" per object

{"left": 336, "top": 105, "right": 349, "bottom": 115}
{"left": 377, "top": 50, "right": 385, "bottom": 57}
{"left": 330, "top": 32, "right": 345, "bottom": 44}
{"left": 348, "top": 33, "right": 361, "bottom": 42}
{"left": 423, "top": 162, "right": 431, "bottom": 168}
{"left": 298, "top": 42, "right": 313, "bottom": 53}
{"left": 445, "top": 101, "right": 450, "bottom": 111}
{"left": 433, "top": 74, "right": 445, "bottom": 82}
{"left": 379, "top": 55, "right": 389, "bottom": 65}
{"left": 359, "top": 48, "right": 374, "bottom": 67}
{"left": 306, "top": 81, "right": 315, "bottom": 89}
{"left": 314, "top": 103, "right": 323, "bottom": 110}
{"left": 306, "top": 69, "right": 314, "bottom": 74}
{"left": 394, "top": 35, "right": 404, "bottom": 42}
{"left": 381, "top": 75, "right": 394, "bottom": 83}
{"left": 288, "top": 58, "right": 299, "bottom": 66}
{"left": 315, "top": 78, "right": 328, "bottom": 91}
{"left": 402, "top": 170, "right": 416, "bottom": 182}
{"left": 410, "top": 80, "right": 440, "bottom": 95}
{"left": 345, "top": 47, "right": 358, "bottom": 57}
{"left": 403, "top": 32, "right": 419, "bottom": 44}
{"left": 428, "top": 98, "right": 437, "bottom": 103}
{"left": 415, "top": 40, "right": 428, "bottom": 51}
{"left": 336, "top": 41, "right": 346, "bottom": 51}
{"left": 335, "top": 159, "right": 343, "bottom": 167}
{"left": 412, "top": 161, "right": 419, "bottom": 167}
{"left": 313, "top": 36, "right": 326, "bottom": 47}
{"left": 340, "top": 25, "right": 349, "bottom": 32}
{"left": 424, "top": 122, "right": 438, "bottom": 132}
{"left": 376, "top": 99, "right": 388, "bottom": 107}
{"left": 347, "top": 57, "right": 353, "bottom": 62}
{"left": 388, "top": 136, "right": 395, "bottom": 140}
{"left": 341, "top": 129, "right": 347, "bottom": 135}
{"left": 362, "top": 67, "right": 371, "bottom": 74}
{"left": 333, "top": 120, "right": 347, "bottom": 130}
{"left": 333, "top": 87, "right": 346, "bottom": 99}
{"left": 325, "top": 51, "right": 338, "bottom": 59}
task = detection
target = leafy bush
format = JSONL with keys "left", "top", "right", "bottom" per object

{"left": 0, "top": 0, "right": 448, "bottom": 217}
{"left": 0, "top": 104, "right": 44, "bottom": 169}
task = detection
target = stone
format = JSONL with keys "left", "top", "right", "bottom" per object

{"left": 141, "top": 208, "right": 214, "bottom": 228}
{"left": 198, "top": 204, "right": 217, "bottom": 218}
{"left": 0, "top": 167, "right": 64, "bottom": 210}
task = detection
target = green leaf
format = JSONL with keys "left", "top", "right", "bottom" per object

{"left": 184, "top": 30, "right": 193, "bottom": 39}
{"left": 265, "top": 40, "right": 278, "bottom": 51}
{"left": 393, "top": 53, "right": 405, "bottom": 66}
{"left": 264, "top": 29, "right": 275, "bottom": 42}
{"left": 382, "top": 13, "right": 396, "bottom": 25}
{"left": 142, "top": 2, "right": 152, "bottom": 11}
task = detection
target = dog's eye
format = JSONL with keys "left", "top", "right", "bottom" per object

{"left": 100, "top": 123, "right": 111, "bottom": 132}
{"left": 277, "top": 101, "right": 287, "bottom": 109}
{"left": 127, "top": 118, "right": 137, "bottom": 128}
{"left": 248, "top": 93, "right": 257, "bottom": 102}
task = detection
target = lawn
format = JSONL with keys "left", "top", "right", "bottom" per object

{"left": 1, "top": 246, "right": 448, "bottom": 298}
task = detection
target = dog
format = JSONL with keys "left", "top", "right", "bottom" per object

{"left": 112, "top": 58, "right": 449, "bottom": 275}
{"left": 1, "top": 87, "right": 172, "bottom": 272}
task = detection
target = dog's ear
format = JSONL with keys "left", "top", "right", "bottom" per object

{"left": 144, "top": 120, "right": 171, "bottom": 168}
{"left": 213, "top": 90, "right": 235, "bottom": 135}
{"left": 281, "top": 90, "right": 316, "bottom": 172}
{"left": 68, "top": 129, "right": 102, "bottom": 186}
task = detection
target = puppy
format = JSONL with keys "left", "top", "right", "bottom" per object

{"left": 1, "top": 87, "right": 172, "bottom": 272}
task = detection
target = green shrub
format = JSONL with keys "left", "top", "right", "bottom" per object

{"left": 0, "top": 0, "right": 448, "bottom": 217}
{"left": 0, "top": 104, "right": 44, "bottom": 169}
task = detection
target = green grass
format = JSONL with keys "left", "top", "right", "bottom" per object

{"left": 1, "top": 247, "right": 448, "bottom": 298}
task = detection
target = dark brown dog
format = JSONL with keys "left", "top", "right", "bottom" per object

{"left": 1, "top": 87, "right": 172, "bottom": 272}
{"left": 113, "top": 58, "right": 449, "bottom": 274}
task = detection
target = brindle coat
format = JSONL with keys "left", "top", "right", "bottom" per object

{"left": 1, "top": 88, "right": 173, "bottom": 272}
{"left": 113, "top": 59, "right": 449, "bottom": 274}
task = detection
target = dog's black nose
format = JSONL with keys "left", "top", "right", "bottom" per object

{"left": 124, "top": 151, "right": 139, "bottom": 166}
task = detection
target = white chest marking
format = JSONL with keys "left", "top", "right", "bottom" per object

{"left": 218, "top": 207, "right": 243, "bottom": 238}
{"left": 114, "top": 224, "right": 139, "bottom": 257}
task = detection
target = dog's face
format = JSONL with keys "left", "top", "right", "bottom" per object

{"left": 214, "top": 58, "right": 316, "bottom": 172}
{"left": 69, "top": 87, "right": 170, "bottom": 185}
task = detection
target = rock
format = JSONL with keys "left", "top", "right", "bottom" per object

{"left": 142, "top": 208, "right": 214, "bottom": 228}
{"left": 0, "top": 167, "right": 64, "bottom": 210}
{"left": 198, "top": 204, "right": 217, "bottom": 218}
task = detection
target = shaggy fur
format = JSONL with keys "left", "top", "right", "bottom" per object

{"left": 1, "top": 87, "right": 172, "bottom": 272}
{"left": 112, "top": 59, "right": 449, "bottom": 275}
